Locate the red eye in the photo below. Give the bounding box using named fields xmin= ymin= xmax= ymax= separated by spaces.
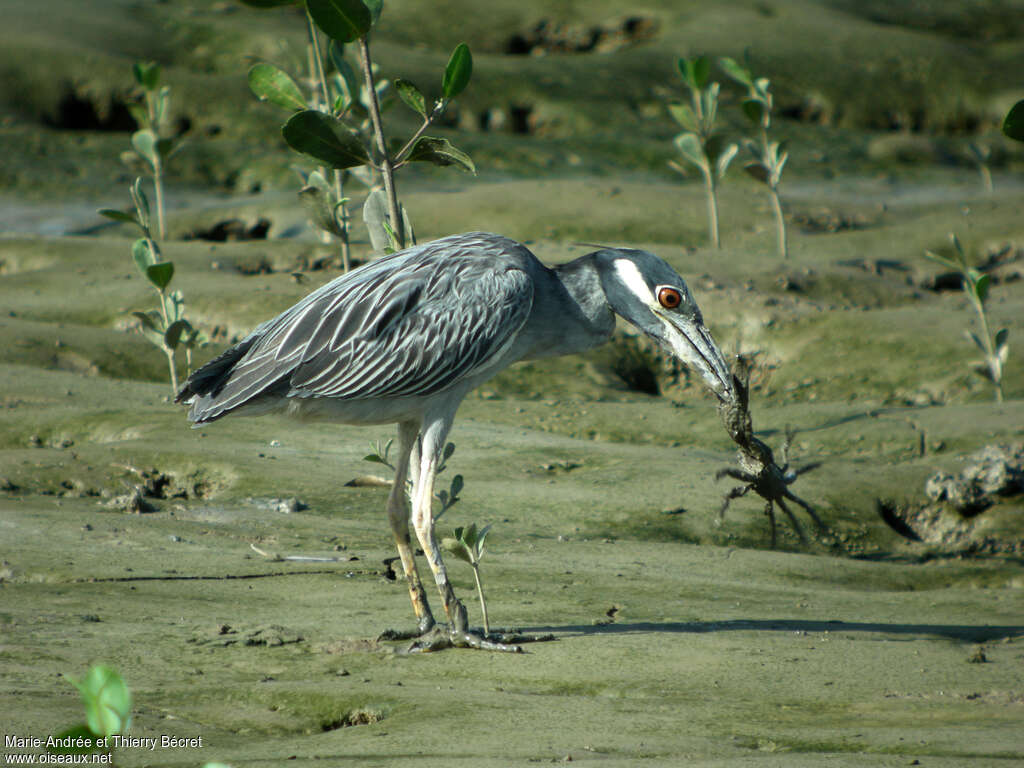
xmin=658 ymin=287 xmax=682 ymax=309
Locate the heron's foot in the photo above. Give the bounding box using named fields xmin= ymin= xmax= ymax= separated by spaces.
xmin=376 ymin=613 xmax=436 ymax=642
xmin=402 ymin=624 xmax=557 ymax=653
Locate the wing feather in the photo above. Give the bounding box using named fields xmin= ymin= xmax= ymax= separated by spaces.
xmin=180 ymin=233 xmax=536 ymax=422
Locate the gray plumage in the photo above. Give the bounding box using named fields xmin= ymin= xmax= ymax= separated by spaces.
xmin=177 ymin=231 xmax=732 ymax=651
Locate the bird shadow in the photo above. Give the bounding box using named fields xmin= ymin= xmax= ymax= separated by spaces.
xmin=522 ymin=618 xmax=1023 ymax=644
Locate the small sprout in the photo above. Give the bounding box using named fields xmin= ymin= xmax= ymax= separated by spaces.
xmin=668 ymin=56 xmax=735 ymax=249
xmin=49 ymin=665 xmax=131 ymax=757
xmin=925 ymin=234 xmax=1008 ymax=401
xmin=363 ymin=437 xmax=394 ymax=469
xmin=442 ymin=522 xmax=493 ymax=634
xmin=721 ymin=55 xmax=788 ymax=259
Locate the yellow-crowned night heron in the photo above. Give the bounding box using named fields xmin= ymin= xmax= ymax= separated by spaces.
xmin=177 ymin=232 xmax=733 ymax=651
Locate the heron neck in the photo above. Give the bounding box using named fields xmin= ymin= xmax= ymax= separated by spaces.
xmin=520 ymin=254 xmax=616 ymax=360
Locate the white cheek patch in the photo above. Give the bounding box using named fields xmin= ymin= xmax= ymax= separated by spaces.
xmin=613 ymin=259 xmax=655 ymax=305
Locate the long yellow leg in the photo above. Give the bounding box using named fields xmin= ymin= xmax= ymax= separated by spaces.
xmin=387 ymin=421 xmax=434 ymax=633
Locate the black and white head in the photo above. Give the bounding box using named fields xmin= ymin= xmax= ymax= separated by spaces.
xmin=594 ymin=248 xmax=733 ymax=401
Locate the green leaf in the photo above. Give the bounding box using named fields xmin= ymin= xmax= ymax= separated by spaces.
xmin=362 ymin=453 xmax=388 ymax=465
xmin=741 ymin=98 xmax=765 ymax=125
xmin=743 ymin=162 xmax=771 ymax=185
xmin=164 ymin=319 xmax=190 ymax=349
xmin=131 ymin=238 xmax=156 ymax=273
xmin=47 ymin=725 xmax=101 ymax=756
xmin=462 ymin=522 xmax=478 ymax=549
xmin=395 ymin=78 xmax=426 ymax=117
xmin=362 ymin=188 xmax=390 ymax=252
xmin=718 ymin=56 xmax=752 ymax=87
xmin=131 ymin=129 xmax=159 ymax=168
xmin=974 ymin=273 xmax=991 ymax=304
xmin=282 ymin=110 xmax=370 ymax=169
xmin=450 ymin=473 xmax=463 ymax=498
xmin=442 ymin=43 xmax=472 ymax=100
xmin=949 ymin=232 xmax=965 ymax=258
xmin=668 ymin=103 xmax=697 ymax=132
xmin=70 ymin=665 xmax=131 ymax=738
xmin=406 ymin=136 xmax=476 ymax=173
xmin=328 ymin=42 xmax=360 ymax=107
xmin=476 ymin=523 xmax=492 ymax=556
xmin=131 ymin=310 xmax=161 ymax=332
xmin=298 ymin=184 xmax=344 ymax=237
xmin=363 ymin=0 xmax=382 ymax=24
xmin=239 ymin=0 xmax=299 ymax=6
xmin=442 ymin=537 xmax=473 ymax=563
xmin=714 ymin=142 xmax=738 ymax=179
xmin=690 ymin=56 xmax=710 ymax=89
xmin=99 ymin=208 xmax=139 ymax=226
xmin=965 ymin=330 xmax=987 ymax=353
xmin=995 ymin=328 xmax=1009 ymax=353
xmin=673 ymin=132 xmax=707 ymax=171
xmin=132 ymin=61 xmax=160 ymax=91
xmin=248 ymin=63 xmax=307 ymax=111
xmin=922 ymin=250 xmax=958 ymax=271
xmin=146 ymin=262 xmax=174 ymax=291
xmin=306 ymin=0 xmax=372 ymax=43
xmin=1002 ymin=99 xmax=1024 ymax=142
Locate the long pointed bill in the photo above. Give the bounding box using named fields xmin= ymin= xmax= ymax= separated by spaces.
xmin=659 ymin=313 xmax=734 ymax=402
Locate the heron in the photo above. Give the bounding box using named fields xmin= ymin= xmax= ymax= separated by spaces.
xmin=176 ymin=231 xmax=733 ymax=652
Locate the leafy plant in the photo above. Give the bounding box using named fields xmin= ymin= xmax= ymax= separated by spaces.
xmin=122 ymin=61 xmax=182 ymax=240
xmin=442 ymin=522 xmax=493 ymax=635
xmin=720 ymin=55 xmax=789 ymax=259
xmin=668 ymin=56 xmax=737 ymax=249
xmin=243 ymin=0 xmax=474 ymax=256
xmin=925 ymin=234 xmax=1009 ymax=402
xmin=48 ymin=665 xmax=131 ymax=760
xmin=363 ymin=439 xmax=463 ymax=515
xmin=100 ymin=179 xmax=205 ymax=395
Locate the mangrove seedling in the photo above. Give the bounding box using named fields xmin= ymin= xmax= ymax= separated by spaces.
xmin=244 ymin=0 xmax=475 ymax=256
xmin=48 ymin=665 xmax=131 ymax=761
xmin=720 ymin=55 xmax=789 ymax=259
xmin=925 ymin=234 xmax=1009 ymax=402
xmin=442 ymin=522 xmax=493 ymax=635
xmin=668 ymin=55 xmax=737 ymax=249
xmin=100 ymin=179 xmax=205 ymax=395
xmin=123 ymin=61 xmax=182 ymax=240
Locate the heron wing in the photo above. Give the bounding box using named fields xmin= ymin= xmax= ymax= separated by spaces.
xmin=185 ymin=233 xmax=535 ymax=419
xmin=287 ymin=258 xmax=533 ymax=399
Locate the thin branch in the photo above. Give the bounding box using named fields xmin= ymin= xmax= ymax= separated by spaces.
xmin=357 ymin=35 xmax=404 ymax=249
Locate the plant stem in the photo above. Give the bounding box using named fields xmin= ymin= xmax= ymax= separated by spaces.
xmin=164 ymin=346 xmax=179 ymax=395
xmin=357 ymin=36 xmax=404 ymax=250
xmin=155 ymin=283 xmax=178 ymax=395
xmin=305 ymin=10 xmax=352 ymax=272
xmin=769 ymin=185 xmax=787 ymax=259
xmin=471 ymin=562 xmax=490 ymax=636
xmin=705 ymin=173 xmax=720 ymax=249
xmin=969 ymin=288 xmax=1003 ymax=402
xmin=979 ymin=164 xmax=993 ymax=196
xmin=152 ymin=162 xmax=166 ymax=241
